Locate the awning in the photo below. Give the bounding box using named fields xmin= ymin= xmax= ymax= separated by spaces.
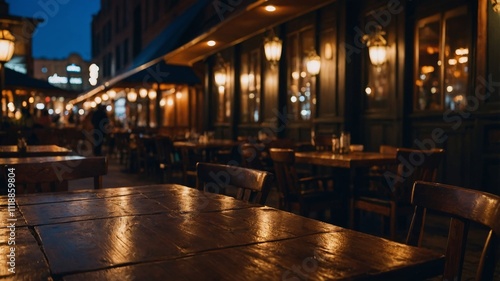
xmin=4 ymin=67 xmax=76 ymax=97
xmin=70 ymin=0 xmax=211 ymax=104
xmin=117 ymin=60 xmax=201 ymax=86
xmin=163 ymin=0 xmax=336 ymax=66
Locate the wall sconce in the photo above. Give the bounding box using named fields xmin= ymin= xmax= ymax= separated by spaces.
xmin=493 ymin=0 xmax=500 ymax=13
xmin=0 ymin=29 xmax=15 ymax=62
xmin=306 ymin=49 xmax=321 ymax=76
xmin=0 ymin=29 xmax=15 ymax=118
xmin=263 ymin=29 xmax=282 ymax=65
xmin=127 ymin=89 xmax=137 ymax=102
xmin=362 ymin=25 xmax=387 ymax=66
xmin=214 ymin=53 xmax=227 ymax=86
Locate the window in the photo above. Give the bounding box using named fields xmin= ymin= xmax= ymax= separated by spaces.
xmin=414 ymin=6 xmax=470 ymax=111
xmin=240 ymin=49 xmax=261 ymax=123
xmin=287 ymin=27 xmax=315 ymax=121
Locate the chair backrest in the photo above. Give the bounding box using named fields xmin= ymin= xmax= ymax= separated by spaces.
xmin=196 ymin=162 xmax=273 ymax=205
xmin=154 ymin=136 xmax=177 ymax=165
xmin=387 ymin=148 xmax=445 ymax=203
xmin=240 ymin=143 xmax=266 ymax=170
xmin=268 ymin=148 xmax=301 ymax=199
xmin=407 ymin=181 xmax=500 ymax=281
xmin=6 ymin=156 xmax=107 ymax=193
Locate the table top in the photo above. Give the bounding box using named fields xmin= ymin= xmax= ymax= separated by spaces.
xmin=0 ymin=155 xmax=85 ymax=165
xmin=0 ymin=145 xmax=72 ymax=158
xmin=174 ymin=139 xmax=238 ymax=149
xmin=0 ymin=184 xmax=444 ymax=280
xmin=295 ymin=151 xmax=397 ymax=168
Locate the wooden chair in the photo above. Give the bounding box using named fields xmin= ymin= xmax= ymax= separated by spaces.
xmin=350 ymin=147 xmax=445 ymax=240
xmin=196 ymin=162 xmax=273 ymax=205
xmin=4 ymin=156 xmax=107 ymax=193
xmin=154 ymin=136 xmax=182 ymax=183
xmin=407 ymin=181 xmax=500 ymax=281
xmin=269 ymin=148 xmax=340 ymax=218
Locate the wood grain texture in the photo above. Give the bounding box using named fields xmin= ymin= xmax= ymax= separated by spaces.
xmin=1 ymin=184 xmax=444 ymax=280
xmin=295 ymin=151 xmax=397 ymax=168
xmin=0 ymin=145 xmax=72 ymax=158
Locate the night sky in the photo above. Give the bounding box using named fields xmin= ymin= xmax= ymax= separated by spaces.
xmin=5 ymin=0 xmax=101 ymax=60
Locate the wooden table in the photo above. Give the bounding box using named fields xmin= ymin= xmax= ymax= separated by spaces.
xmin=0 ymin=155 xmax=85 ymax=165
xmin=174 ymin=139 xmax=239 ymax=162
xmin=0 ymin=184 xmax=444 ymax=280
xmin=295 ymin=151 xmax=398 ymax=225
xmin=0 ymin=145 xmax=72 ymax=157
xmin=295 ymin=151 xmax=397 ymax=168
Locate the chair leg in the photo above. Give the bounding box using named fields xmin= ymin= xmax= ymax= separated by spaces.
xmin=390 ymin=207 xmax=396 ymax=240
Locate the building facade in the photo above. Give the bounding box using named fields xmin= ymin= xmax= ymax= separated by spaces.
xmin=34 ymin=53 xmax=92 ymax=92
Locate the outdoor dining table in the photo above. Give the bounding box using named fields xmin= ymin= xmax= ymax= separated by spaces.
xmin=0 ymin=184 xmax=444 ymax=280
xmin=0 ymin=145 xmax=73 ymax=158
xmin=294 ymin=151 xmax=398 ymax=225
xmin=174 ymin=139 xmax=240 ymax=162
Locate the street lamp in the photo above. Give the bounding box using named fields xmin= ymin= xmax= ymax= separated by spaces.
xmin=0 ymin=29 xmax=15 ymax=120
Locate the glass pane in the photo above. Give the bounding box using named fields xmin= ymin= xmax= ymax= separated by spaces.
xmin=176 ymin=88 xmax=188 ymax=126
xmin=240 ymin=49 xmax=261 ymax=123
xmin=287 ymin=27 xmax=314 ymax=121
xmin=444 ymin=11 xmax=469 ymax=111
xmin=415 ymin=17 xmax=441 ymax=111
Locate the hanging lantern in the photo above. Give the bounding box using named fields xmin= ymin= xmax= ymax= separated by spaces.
xmin=263 ymin=29 xmax=282 ymax=65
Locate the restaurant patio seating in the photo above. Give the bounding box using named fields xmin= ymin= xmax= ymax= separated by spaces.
xmin=350 ymin=147 xmax=445 ymax=240
xmin=196 ymin=162 xmax=273 ymax=205
xmin=3 ymin=156 xmax=107 ymax=193
xmin=154 ymin=135 xmax=182 ymax=183
xmin=406 ymin=181 xmax=500 ymax=281
xmin=269 ymin=148 xmax=340 ymax=218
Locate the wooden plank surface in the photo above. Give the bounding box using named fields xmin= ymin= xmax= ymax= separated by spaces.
xmin=295 ymin=151 xmax=397 ymax=168
xmin=61 ymin=231 xmax=443 ymax=281
xmin=1 ymin=185 xmax=444 ymax=280
xmin=0 ymin=145 xmax=72 ymax=157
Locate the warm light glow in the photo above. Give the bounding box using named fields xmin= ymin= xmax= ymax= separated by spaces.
xmin=448 ymin=59 xmax=457 ymax=66
xmin=492 ymin=0 xmax=500 ymax=13
xmin=421 ymin=66 xmax=435 ymax=74
xmin=107 ymin=90 xmax=116 ymax=99
xmin=102 ymin=93 xmax=109 ymax=101
xmin=324 ymin=43 xmax=333 ymax=60
xmin=14 ymin=111 xmax=22 ymax=120
xmin=306 ymin=49 xmax=321 ymax=75
xmin=264 ymin=5 xmax=276 ymax=12
xmin=0 ymin=30 xmax=15 ymax=62
xmin=207 ymin=40 xmax=216 ymax=46
xmin=94 ymin=96 xmax=102 ymax=104
xmin=290 ymin=96 xmax=297 ymax=103
xmin=264 ymin=30 xmax=282 ymax=64
xmin=127 ymin=89 xmax=137 ymax=102
xmin=167 ymin=98 xmax=174 ymax=107
xmin=139 ymin=88 xmax=148 ymax=98
xmin=159 ymin=98 xmax=166 ymax=107
xmin=458 ymin=57 xmax=468 ymax=64
xmin=455 ymin=48 xmax=469 ymax=56
xmin=368 ymin=46 xmax=387 ymax=66
xmin=362 ymin=25 xmax=388 ymax=66
xmin=214 ymin=54 xmax=227 ymax=86
xmin=292 ymin=71 xmax=300 ymax=80
xmin=365 ymin=87 xmax=372 ymax=95
xmin=176 ymin=92 xmax=183 ymax=99
xmin=78 ymin=109 xmax=85 ymax=115
xmin=148 ymin=90 xmax=157 ymax=99
xmin=66 ymin=104 xmax=73 ymax=110
xmin=91 ymin=101 xmax=97 ymax=108
xmin=28 ymin=97 xmax=34 ymax=103
xmin=36 ymin=103 xmax=45 ymax=110
xmin=214 ymin=71 xmax=226 ymax=86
